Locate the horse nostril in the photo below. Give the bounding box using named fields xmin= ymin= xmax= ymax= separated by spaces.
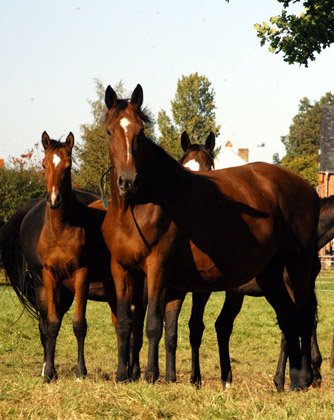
xmin=118 ymin=176 xmax=124 ymax=187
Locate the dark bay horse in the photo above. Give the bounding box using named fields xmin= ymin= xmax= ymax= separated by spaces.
xmin=102 ymin=84 xmax=320 ymax=390
xmin=176 ymin=132 xmax=322 ymax=391
xmin=33 ymin=132 xmax=115 ymax=382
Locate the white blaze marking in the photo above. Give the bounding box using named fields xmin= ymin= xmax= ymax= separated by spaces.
xmin=51 ymin=186 xmax=57 ymax=205
xmin=120 ymin=117 xmax=131 ymax=163
xmin=53 ymin=154 xmax=61 ymax=167
xmin=184 ymin=159 xmax=200 ymax=172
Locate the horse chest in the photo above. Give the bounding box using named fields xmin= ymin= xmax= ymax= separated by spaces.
xmin=38 ymin=230 xmax=85 ymax=277
xmin=102 ymin=206 xmax=169 ymax=266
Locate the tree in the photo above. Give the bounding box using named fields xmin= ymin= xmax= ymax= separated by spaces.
xmin=157 ymin=73 xmax=221 ymax=159
xmin=275 ymin=92 xmax=334 ymax=187
xmin=253 ymin=0 xmax=334 ymax=66
xmin=75 ymin=79 xmax=156 ymax=192
xmin=74 ymin=79 xmax=126 ymax=192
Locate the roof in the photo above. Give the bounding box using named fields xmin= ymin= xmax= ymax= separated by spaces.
xmin=214 ymin=142 xmax=247 ymax=169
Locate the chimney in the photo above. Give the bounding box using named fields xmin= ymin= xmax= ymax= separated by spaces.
xmin=0 ymin=159 xmax=4 ymax=168
xmin=238 ymin=148 xmax=249 ymax=163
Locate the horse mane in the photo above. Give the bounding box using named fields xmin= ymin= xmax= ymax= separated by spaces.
xmin=320 ymin=195 xmax=334 ymax=214
xmin=178 ymin=143 xmax=215 ymax=167
xmin=106 ymin=98 xmax=153 ymax=125
xmin=47 ymin=139 xmax=68 ymax=150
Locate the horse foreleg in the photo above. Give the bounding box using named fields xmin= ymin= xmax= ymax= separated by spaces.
xmin=129 ymin=277 xmax=145 ymax=381
xmin=188 ymin=292 xmax=211 ymax=386
xmin=43 ymin=269 xmax=61 ymax=383
xmin=164 ymin=288 xmax=186 ymax=382
xmin=73 ymin=268 xmax=90 ymax=380
xmin=145 ymin=269 xmax=166 ymax=383
xmin=112 ymin=261 xmax=137 ymax=382
xmin=215 ymin=292 xmax=244 ymax=389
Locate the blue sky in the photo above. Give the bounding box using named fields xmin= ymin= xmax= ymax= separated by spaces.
xmin=1 ymin=0 xmax=333 ymax=164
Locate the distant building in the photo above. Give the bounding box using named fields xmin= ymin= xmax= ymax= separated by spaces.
xmin=318 ymin=106 xmax=334 ymax=263
xmin=318 ymin=106 xmax=334 ymax=197
xmin=215 ymin=141 xmax=248 ymax=169
xmin=0 ymin=159 xmax=4 ymax=168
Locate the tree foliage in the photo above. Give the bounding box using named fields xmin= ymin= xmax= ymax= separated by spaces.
xmin=253 ymin=0 xmax=334 ymax=66
xmin=74 ymin=79 xmax=125 ymax=192
xmin=275 ymin=92 xmax=334 ymax=187
xmin=157 ymin=73 xmax=221 ymax=159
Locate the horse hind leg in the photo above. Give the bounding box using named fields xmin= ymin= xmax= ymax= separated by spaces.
xmin=311 ymin=325 xmax=322 ymax=387
xmin=273 ymin=334 xmax=288 ymax=392
xmin=286 ymin=249 xmax=319 ymax=390
xmin=215 ymin=292 xmax=244 ymax=389
xmin=188 ymin=292 xmax=211 ymax=386
xmin=256 ymin=258 xmax=303 ymax=391
xmin=164 ymin=288 xmax=186 ymax=382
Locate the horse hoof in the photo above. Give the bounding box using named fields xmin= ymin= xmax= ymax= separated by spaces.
xmin=145 ymin=370 xmax=159 ymax=383
xmin=190 ymin=376 xmax=201 ymax=388
xmin=312 ymin=378 xmax=322 ymax=388
xmin=164 ymin=373 xmax=176 ymax=383
xmin=222 ymin=380 xmax=231 ymax=390
xmin=76 ymin=366 xmax=87 ymax=379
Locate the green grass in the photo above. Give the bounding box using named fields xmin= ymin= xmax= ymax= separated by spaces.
xmin=1 ymin=270 xmax=334 ymax=419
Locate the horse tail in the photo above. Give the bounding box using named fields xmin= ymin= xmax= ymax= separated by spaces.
xmin=0 ymin=199 xmax=41 ymax=320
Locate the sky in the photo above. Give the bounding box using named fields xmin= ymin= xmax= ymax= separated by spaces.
xmin=1 ymin=0 xmax=333 ymax=165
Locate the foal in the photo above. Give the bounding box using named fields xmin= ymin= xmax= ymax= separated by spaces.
xmin=37 ymin=132 xmax=114 ymax=382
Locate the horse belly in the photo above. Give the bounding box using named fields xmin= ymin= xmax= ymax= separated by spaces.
xmin=170 ymin=242 xmax=271 ymax=293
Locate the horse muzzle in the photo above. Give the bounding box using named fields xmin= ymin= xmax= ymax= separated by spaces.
xmin=47 ymin=191 xmax=62 ymax=209
xmin=117 ymin=173 xmax=140 ymax=199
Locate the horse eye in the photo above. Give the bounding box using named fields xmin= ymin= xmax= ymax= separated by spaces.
xmin=106 ymin=129 xmax=111 ymax=135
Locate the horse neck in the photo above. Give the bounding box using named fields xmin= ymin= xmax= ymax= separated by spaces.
xmin=318 ymin=205 xmax=334 ymax=249
xmin=141 ymin=140 xmax=187 ymax=204
xmin=108 ymin=139 xmax=185 ymax=211
xmin=45 ymin=182 xmax=74 ymax=234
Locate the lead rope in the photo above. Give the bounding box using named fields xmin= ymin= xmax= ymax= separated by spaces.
xmin=99 ymin=164 xmax=114 ymax=208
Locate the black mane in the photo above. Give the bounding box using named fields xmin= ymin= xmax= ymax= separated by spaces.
xmin=320 ymin=195 xmax=334 ymax=212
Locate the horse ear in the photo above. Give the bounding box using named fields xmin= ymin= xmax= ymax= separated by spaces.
xmin=41 ymin=131 xmax=51 ymax=150
xmin=65 ymin=132 xmax=74 ymax=150
xmin=105 ymin=85 xmax=117 ymax=110
xmin=181 ymin=131 xmax=191 ymax=152
xmin=206 ymin=131 xmax=215 ymax=153
xmin=130 ymin=84 xmax=143 ymax=109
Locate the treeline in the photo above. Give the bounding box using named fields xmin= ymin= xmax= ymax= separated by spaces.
xmin=1 ymin=74 xmax=333 ymax=226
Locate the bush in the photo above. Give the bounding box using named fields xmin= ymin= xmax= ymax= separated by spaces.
xmin=0 ymin=167 xmax=45 ymax=227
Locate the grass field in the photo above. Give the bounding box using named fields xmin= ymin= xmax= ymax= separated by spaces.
xmin=1 ymin=269 xmax=334 ymax=419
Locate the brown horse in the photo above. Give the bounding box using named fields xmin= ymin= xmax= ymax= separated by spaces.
xmin=37 ymin=132 xmax=116 ymax=383
xmin=102 ymin=84 xmax=320 ymax=390
xmin=174 ymin=132 xmax=321 ymax=391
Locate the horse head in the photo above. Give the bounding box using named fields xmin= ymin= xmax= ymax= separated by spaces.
xmin=41 ymin=131 xmax=74 ymax=209
xmin=105 ymin=84 xmax=151 ymax=200
xmin=179 ymin=131 xmax=215 ymax=171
